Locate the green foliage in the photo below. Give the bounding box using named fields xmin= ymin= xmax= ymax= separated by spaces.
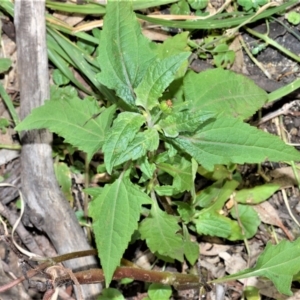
xmin=230 ymin=204 xmax=260 ymax=239
xmin=170 ymin=0 xmax=208 ymax=14
xmin=15 ymin=93 xmax=117 ymax=161
xmin=251 ymin=43 xmax=267 ymax=55
xmin=147 ymin=283 xmax=172 ymax=300
xmin=188 ymin=0 xmax=208 ymax=10
xmin=157 ymin=110 xmax=214 ymax=138
xmin=96 ymin=1 xmax=156 ymax=109
xmin=135 ymin=53 xmax=190 ymax=111
xmin=193 ymin=180 xmax=241 ymax=239
xmin=0 ymin=117 xmax=10 ymax=134
xmin=183 ymin=69 xmax=267 ymax=119
xmin=156 ymin=156 xmax=194 ymax=194
xmin=52 ymin=69 xmax=70 ymax=86
xmin=170 ymin=0 xmax=190 ymax=15
xmin=15 ymin=0 xmax=300 ymax=294
xmin=102 ymin=112 xmax=147 ymax=174
xmin=172 ymin=116 xmax=299 ymax=171
xmin=212 ymin=44 xmax=235 ymax=68
xmin=98 ymin=288 xmax=125 ymax=300
xmin=234 ymin=183 xmax=280 ymax=204
xmin=182 ymin=224 xmax=199 ymax=265
xmin=213 ymin=239 xmax=300 ymax=296
xmin=140 ymin=201 xmax=184 ymax=261
xmin=138 ymin=1 xmax=297 ymax=29
xmin=89 ymin=176 xmax=151 ymax=286
xmin=286 ymin=11 xmax=300 ymax=25
xmin=155 ymin=32 xmax=190 ymax=60
xmin=238 ymin=0 xmax=268 ymax=12
xmin=0 ymin=58 xmax=11 ymax=74
xmin=243 ymin=286 xmax=260 ymax=300
xmin=54 ymin=162 xmax=72 ymax=202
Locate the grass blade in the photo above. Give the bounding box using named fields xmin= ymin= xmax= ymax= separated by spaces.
xmin=46 ymin=0 xmax=179 ymax=14
xmin=137 ymin=0 xmax=297 ymax=29
xmin=0 ymin=82 xmax=19 ymax=126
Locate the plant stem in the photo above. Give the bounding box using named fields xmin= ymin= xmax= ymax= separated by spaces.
xmin=0 ymin=144 xmax=21 ymax=150
xmin=0 ymin=249 xmax=203 ymax=292
xmin=245 ymin=26 xmax=300 ymax=63
xmin=57 ymin=266 xmax=202 ymax=289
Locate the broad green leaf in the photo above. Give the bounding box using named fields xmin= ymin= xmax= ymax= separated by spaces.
xmin=96 ymin=1 xmax=155 ymax=107
xmin=0 ymin=117 xmax=9 ymax=133
xmin=135 ymin=53 xmax=190 ymax=111
xmin=139 ymin=201 xmax=184 ymax=261
xmin=243 ymin=286 xmax=260 ymax=300
xmin=203 ymin=179 xmax=239 ymax=211
xmin=0 ymin=58 xmax=12 ymax=74
xmin=212 ymin=44 xmax=235 ymax=68
xmin=171 ymin=0 xmax=190 ymax=14
xmin=112 ymin=128 xmax=159 ymax=168
xmin=156 ymin=32 xmax=190 ymax=60
xmin=155 ymin=32 xmax=190 ymax=102
xmin=84 ymin=187 xmax=103 ymax=199
xmin=89 ymin=177 xmax=151 ymax=286
xmin=287 ymin=11 xmax=300 ymax=25
xmin=183 ymin=240 xmax=199 ymax=265
xmin=198 ymin=164 xmax=234 ymax=181
xmin=174 ymin=201 xmax=195 ymax=223
xmin=172 ymin=117 xmax=300 ymax=171
xmin=52 ymin=69 xmax=70 ymax=86
xmin=212 ymin=238 xmax=300 ymax=296
xmin=139 ymin=156 xmax=156 ymax=181
xmin=183 ymin=225 xmax=199 ymax=265
xmin=98 ymin=288 xmax=125 ymax=300
xmin=15 ymin=98 xmax=116 ymax=161
xmin=230 ymin=204 xmax=261 ymax=239
xmin=154 ymin=185 xmax=177 ymax=196
xmin=184 ymin=69 xmax=268 ymax=119
xmin=50 ymin=85 xmax=78 ymax=100
xmin=194 ymin=212 xmax=232 ymax=238
xmin=188 ymin=0 xmax=208 ymax=10
xmin=157 ymin=157 xmax=193 ymax=193
xmin=148 ymin=283 xmax=172 ymax=300
xmin=103 ymin=112 xmax=146 ymax=174
xmin=158 ymin=110 xmax=214 ymax=138
xmin=193 ymin=180 xmax=241 ymax=239
xmin=54 ymin=162 xmax=72 ymax=202
xmin=155 ymin=149 xmax=176 ymax=164
xmin=234 ymin=184 xmax=280 ymax=204
xmin=194 ymin=180 xmax=224 ymax=208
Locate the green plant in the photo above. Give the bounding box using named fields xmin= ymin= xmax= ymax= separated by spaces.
xmin=170 ymin=0 xmax=208 ymax=14
xmin=237 ymin=0 xmax=268 ymax=12
xmin=188 ymin=0 xmax=208 ymax=10
xmin=14 ymin=0 xmax=300 ymax=297
xmin=211 ymin=43 xmax=235 ymax=68
xmin=286 ymin=11 xmax=300 ymax=25
xmin=0 ymin=117 xmax=10 ymax=134
xmin=0 ymin=57 xmax=12 ymax=73
xmin=171 ymin=0 xmax=191 ymax=14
